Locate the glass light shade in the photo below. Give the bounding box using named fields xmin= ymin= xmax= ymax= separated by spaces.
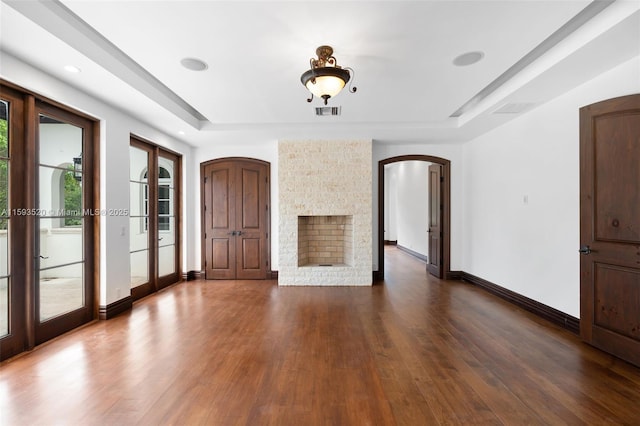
xmin=305 ymin=75 xmax=346 ymax=98
xmin=301 ymin=67 xmax=351 ymax=101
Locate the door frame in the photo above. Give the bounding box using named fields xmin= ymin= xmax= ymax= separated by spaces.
xmin=33 ymin=100 xmax=99 ymax=345
xmin=426 ymin=163 xmax=443 ymax=278
xmin=129 ymin=135 xmax=182 ymax=301
xmin=377 ymin=155 xmax=451 ymax=281
xmin=200 ymin=157 xmax=271 ymax=279
xmin=0 ymin=80 xmax=100 ymax=360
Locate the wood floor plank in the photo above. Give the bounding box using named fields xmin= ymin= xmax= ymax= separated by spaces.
xmin=2 ymin=246 xmax=640 ymax=425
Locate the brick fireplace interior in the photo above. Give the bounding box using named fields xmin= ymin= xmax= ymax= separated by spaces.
xmin=298 ymin=215 xmax=353 ymax=267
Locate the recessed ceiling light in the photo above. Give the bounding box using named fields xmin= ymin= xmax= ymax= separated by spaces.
xmin=452 ymin=51 xmax=485 ymax=67
xmin=64 ymin=65 xmax=81 ymax=73
xmin=180 ymin=57 xmax=208 ymax=71
xmin=178 ymin=131 xmax=186 ymax=135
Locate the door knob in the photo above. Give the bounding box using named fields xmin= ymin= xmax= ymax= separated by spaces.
xmin=579 ymin=245 xmax=592 ymax=255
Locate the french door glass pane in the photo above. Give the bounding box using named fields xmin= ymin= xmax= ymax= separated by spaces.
xmin=158 ymin=157 xmax=176 ymax=277
xmin=38 ymin=115 xmax=85 ymax=321
xmin=129 ymin=216 xmax=149 ymax=252
xmin=0 ymin=100 xmax=8 ymax=336
xmin=0 ymin=278 xmax=7 ymax=337
xmin=130 ymin=250 xmax=149 ymax=288
xmin=158 ymin=245 xmax=175 ymax=277
xmin=130 ymin=146 xmax=149 ymax=288
xmin=40 ymin=264 xmax=84 ymax=321
xmin=159 ymin=217 xmax=176 ymax=246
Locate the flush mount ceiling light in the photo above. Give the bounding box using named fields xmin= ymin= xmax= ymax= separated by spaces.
xmin=180 ymin=57 xmax=208 ymax=71
xmin=452 ymin=51 xmax=485 ymax=67
xmin=64 ymin=65 xmax=81 ymax=73
xmin=301 ymin=45 xmax=356 ymax=105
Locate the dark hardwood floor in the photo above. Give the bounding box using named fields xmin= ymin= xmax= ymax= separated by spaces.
xmin=2 ymin=246 xmax=640 ymax=425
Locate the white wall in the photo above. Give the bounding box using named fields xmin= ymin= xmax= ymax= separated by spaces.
xmin=385 ymin=161 xmax=430 ymax=257
xmin=383 ymin=165 xmax=397 ymax=241
xmin=1 ymin=53 xmax=193 ymax=306
xmin=462 ymin=56 xmax=640 ymax=317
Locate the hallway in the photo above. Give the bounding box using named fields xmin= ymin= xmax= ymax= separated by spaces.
xmin=1 ymin=247 xmax=639 ymax=424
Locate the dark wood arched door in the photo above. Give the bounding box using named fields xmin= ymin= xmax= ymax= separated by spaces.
xmin=201 ymin=158 xmax=270 ymax=280
xmin=580 ymin=94 xmax=640 ymax=367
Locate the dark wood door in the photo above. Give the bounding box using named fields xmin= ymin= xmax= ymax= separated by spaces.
xmin=580 ymin=94 xmax=640 ymax=367
xmin=202 ymin=159 xmax=269 ymax=280
xmin=427 ymin=164 xmax=443 ymax=278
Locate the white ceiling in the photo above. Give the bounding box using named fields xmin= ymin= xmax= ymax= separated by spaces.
xmin=1 ymin=0 xmax=639 ymax=147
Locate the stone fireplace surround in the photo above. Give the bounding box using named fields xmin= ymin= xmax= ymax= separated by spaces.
xmin=278 ymin=140 xmax=372 ymax=286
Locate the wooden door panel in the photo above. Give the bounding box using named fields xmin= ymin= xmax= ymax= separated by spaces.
xmin=240 ymin=167 xmax=260 ymax=229
xmin=594 ymin=115 xmax=640 ymax=243
xmin=236 ymin=161 xmax=268 ymax=279
xmin=427 ymin=164 xmax=442 ymax=278
xmin=580 ymin=94 xmax=640 ymax=367
xmin=241 ymin=238 xmax=261 ymax=270
xmin=209 ymin=238 xmax=234 ymax=279
xmin=593 ymin=264 xmax=640 ymax=342
xmin=211 ymin=168 xmax=231 ymax=229
xmin=204 ymin=162 xmax=236 ymax=279
xmin=211 ymin=239 xmax=231 ymax=269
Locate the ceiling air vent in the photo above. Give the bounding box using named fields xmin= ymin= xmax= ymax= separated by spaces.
xmin=315 ymin=106 xmax=341 ymax=116
xmin=492 ymin=102 xmax=536 ymax=114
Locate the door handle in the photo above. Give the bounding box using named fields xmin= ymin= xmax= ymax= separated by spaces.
xmin=236 ymin=231 xmax=243 ymax=236
xmin=578 ymin=245 xmax=592 ymax=255
xmin=37 ymin=255 xmax=49 ymax=259
xmin=228 ymin=231 xmax=237 ymax=236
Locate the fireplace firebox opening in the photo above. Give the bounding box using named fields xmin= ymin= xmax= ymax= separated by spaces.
xmin=298 ymin=215 xmax=353 ymax=267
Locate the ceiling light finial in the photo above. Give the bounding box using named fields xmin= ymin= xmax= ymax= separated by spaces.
xmin=300 ymin=45 xmax=357 ymax=105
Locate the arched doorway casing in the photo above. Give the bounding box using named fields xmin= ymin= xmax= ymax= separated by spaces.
xmin=377 ymin=155 xmax=451 ymax=280
xmin=200 ymin=157 xmax=271 ymax=279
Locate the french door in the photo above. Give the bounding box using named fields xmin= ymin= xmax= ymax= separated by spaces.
xmin=201 ymin=158 xmax=270 ymax=280
xmin=0 ymin=83 xmax=98 ymax=361
xmin=129 ymin=137 xmax=181 ymax=301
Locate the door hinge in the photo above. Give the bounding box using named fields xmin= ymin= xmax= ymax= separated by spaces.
xmin=266 ymin=232 xmax=268 ymax=239
xmin=440 ymin=176 xmax=444 ymax=182
xmin=204 ymin=176 xmax=208 ymax=183
xmin=204 ymin=233 xmax=207 ymax=239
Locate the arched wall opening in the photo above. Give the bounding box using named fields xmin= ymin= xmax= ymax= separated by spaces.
xmin=377 ymin=155 xmax=451 ymax=281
